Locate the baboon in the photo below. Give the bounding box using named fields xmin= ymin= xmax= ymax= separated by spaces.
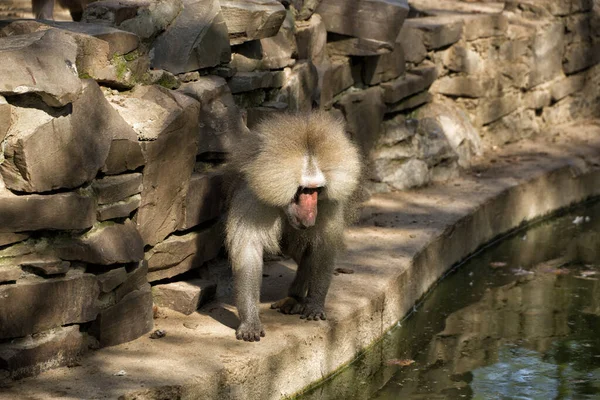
xmin=32 ymin=0 xmax=93 ymax=21
xmin=226 ymin=112 xmax=362 ymax=342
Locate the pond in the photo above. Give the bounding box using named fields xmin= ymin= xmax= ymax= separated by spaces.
xmin=298 ymin=199 xmax=600 ymax=400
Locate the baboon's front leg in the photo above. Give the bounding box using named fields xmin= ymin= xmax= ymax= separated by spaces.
xmin=302 ymin=245 xmax=336 ymax=321
xmin=232 ymin=244 xmax=265 ymax=341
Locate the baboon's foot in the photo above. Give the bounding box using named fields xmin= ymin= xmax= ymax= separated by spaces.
xmin=236 ymin=321 xmax=265 ymax=342
xmin=300 ymin=302 xmax=327 ymax=321
xmin=271 ymin=296 xmax=305 ymax=314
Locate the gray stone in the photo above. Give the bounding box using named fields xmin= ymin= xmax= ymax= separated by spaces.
xmin=484 ymin=109 xmax=540 ymax=146
xmin=528 ymin=22 xmax=564 ymax=88
xmin=274 ymin=61 xmax=319 ymax=112
xmin=442 ymin=45 xmax=482 ymax=74
xmin=152 ymin=279 xmax=217 ymax=315
xmin=115 ymin=261 xmax=148 ymax=302
xmin=0 ymin=271 xmax=99 ymax=339
xmin=0 ymin=233 xmax=29 ymax=248
xmin=362 ymin=41 xmax=405 ymax=86
xmin=1 ymin=80 xmax=114 ymax=193
xmin=21 ymin=259 xmax=71 ymax=276
xmin=460 ymin=13 xmax=508 ymax=41
xmin=0 ymin=30 xmax=81 ymax=107
xmin=326 ymin=33 xmax=393 ymax=56
xmin=403 ymin=16 xmax=463 ymax=51
xmin=397 ymin=24 xmax=427 ymax=64
xmin=146 ymin=222 xmax=223 ymax=282
xmin=90 ymin=284 xmax=153 ymax=347
xmin=295 ymin=13 xmax=328 ymax=66
xmin=228 ymin=70 xmax=286 ymax=94
xmin=0 ymin=326 xmax=88 ymax=380
xmin=316 ymin=0 xmax=409 ymax=46
xmin=563 ymin=41 xmax=599 ymax=75
xmin=220 ymin=0 xmax=287 ymax=45
xmin=470 ymin=92 xmax=521 ymax=126
xmin=55 ymin=221 xmax=144 ymax=265
xmin=430 ymin=75 xmax=487 ymax=98
xmin=178 ymin=77 xmax=248 ymax=157
xmin=291 ymin=0 xmax=322 ymax=20
xmin=372 ymin=158 xmax=429 ymax=190
xmin=97 ymin=194 xmax=142 ymax=221
xmin=179 ymin=171 xmax=225 ymax=231
xmin=83 ymin=0 xmax=183 ymax=40
xmin=0 ymin=188 xmax=96 ymax=233
xmin=233 ymin=91 xmax=268 ymax=110
xmin=336 ymin=86 xmax=385 ymax=155
xmin=151 ymin=0 xmax=231 ymax=74
xmin=92 ymin=173 xmax=143 ymax=205
xmin=510 ymin=0 xmax=593 ymax=16
xmin=97 ymin=267 xmax=128 ymax=292
xmin=0 ymin=96 xmax=10 ymax=143
xmin=246 ymin=102 xmax=288 ymax=128
xmin=416 ymin=100 xmax=482 ymax=167
xmin=108 ymin=86 xmax=200 ymax=246
xmin=380 ymin=65 xmax=437 ymax=104
xmin=563 ymin=13 xmax=591 ymax=45
xmin=0 ymin=19 xmax=140 ymax=56
xmin=318 ymin=57 xmax=354 ymax=108
xmin=524 ymin=89 xmax=552 ymax=110
xmin=380 ymin=115 xmax=416 ymax=146
xmin=550 ymin=73 xmax=586 ymax=102
xmin=145 ymin=69 xmax=181 ymax=89
xmin=230 ymin=10 xmax=296 ymax=71
xmin=386 ymin=91 xmax=432 ymax=113
xmin=0 ymin=264 xmax=21 ymax=283
xmin=100 ymin=93 xmax=145 ymax=176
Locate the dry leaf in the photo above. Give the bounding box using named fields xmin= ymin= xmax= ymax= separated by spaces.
xmin=490 ymin=262 xmax=508 ymax=268
xmin=385 ymin=359 xmax=415 ymax=367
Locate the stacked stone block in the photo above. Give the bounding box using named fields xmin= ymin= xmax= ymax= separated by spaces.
xmin=1 ymin=0 xmax=599 ymax=379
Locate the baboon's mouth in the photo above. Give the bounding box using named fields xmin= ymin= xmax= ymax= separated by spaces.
xmin=290 ymin=186 xmax=322 ymax=229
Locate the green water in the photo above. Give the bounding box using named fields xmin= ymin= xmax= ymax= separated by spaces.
xmin=299 ymin=200 xmax=600 ymax=400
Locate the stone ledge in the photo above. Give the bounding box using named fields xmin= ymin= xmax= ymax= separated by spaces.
xmin=1 ymin=121 xmax=600 ymax=399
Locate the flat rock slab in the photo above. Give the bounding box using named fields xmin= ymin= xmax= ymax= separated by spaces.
xmin=0 ymin=80 xmax=115 ymax=193
xmin=0 ymin=19 xmax=140 ymax=56
xmin=0 ymin=189 xmax=96 ymax=233
xmin=0 ymin=29 xmax=81 ymax=107
xmin=316 ymin=0 xmax=409 ymax=46
xmin=151 ymin=0 xmax=231 ymax=74
xmin=152 ymin=279 xmax=217 ymax=315
xmin=220 ymin=0 xmax=286 ymax=45
xmin=1 ymin=122 xmax=600 ymax=399
xmin=0 ymin=271 xmax=99 ymax=340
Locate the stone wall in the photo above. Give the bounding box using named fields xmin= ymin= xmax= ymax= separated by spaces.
xmin=0 ymin=0 xmax=598 ymax=378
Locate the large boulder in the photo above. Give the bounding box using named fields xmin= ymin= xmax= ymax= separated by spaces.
xmin=0 ymin=29 xmax=82 ymax=107
xmin=0 ymin=270 xmax=99 ymax=339
xmin=107 ymin=85 xmax=200 ymax=246
xmin=83 ymin=0 xmax=183 ymax=40
xmin=53 ymin=221 xmax=145 ymax=265
xmin=177 ymin=76 xmax=248 ymax=157
xmin=220 ymin=0 xmax=287 ymax=45
xmin=0 ymin=186 xmax=96 ymax=233
xmin=151 ymin=0 xmax=231 ymax=74
xmin=0 ymin=80 xmax=117 ymax=193
xmin=316 ymin=0 xmax=409 ymax=48
xmin=146 ymin=222 xmax=222 ymax=282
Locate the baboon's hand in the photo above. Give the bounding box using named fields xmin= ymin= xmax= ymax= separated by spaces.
xmin=236 ymin=321 xmax=266 ymax=342
xmin=271 ymin=296 xmax=305 ymax=314
xmin=300 ymin=301 xmax=327 ymax=321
